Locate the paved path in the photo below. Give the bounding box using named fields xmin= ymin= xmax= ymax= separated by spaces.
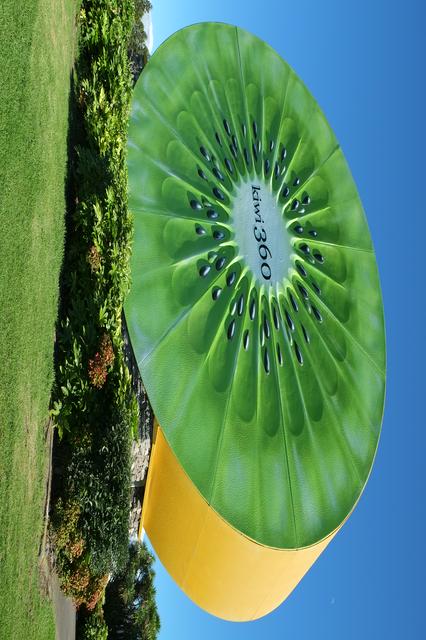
xmin=38 ymin=421 xmax=76 ymax=640
xmin=51 ymin=572 xmax=76 ymax=640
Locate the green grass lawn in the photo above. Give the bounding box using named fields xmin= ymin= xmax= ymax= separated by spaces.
xmin=0 ymin=1 xmax=78 ymax=637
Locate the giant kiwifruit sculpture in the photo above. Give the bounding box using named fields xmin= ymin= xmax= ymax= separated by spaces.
xmin=125 ymin=22 xmax=385 ymax=621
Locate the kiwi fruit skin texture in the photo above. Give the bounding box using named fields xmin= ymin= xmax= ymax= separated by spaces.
xmin=126 ymin=22 xmax=385 ymax=550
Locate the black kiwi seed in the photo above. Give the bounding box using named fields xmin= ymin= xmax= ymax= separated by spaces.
xmin=285 ymin=310 xmax=294 ymax=331
xmin=244 ymin=148 xmax=250 ymax=165
xmin=302 ymin=194 xmax=311 ymax=205
xmin=272 ymin=305 xmax=280 ymax=329
xmin=232 ymin=135 xmax=238 ymax=148
xmin=309 ymin=229 xmax=318 ymax=237
xmin=242 ymin=123 xmax=247 ymax=137
xmin=263 ymin=348 xmax=270 ymax=374
xmin=280 ymin=147 xmax=287 ymax=161
xmin=190 ymin=199 xmax=202 ymax=210
xmin=230 ymin=144 xmax=237 ymax=158
xmin=264 ymin=158 xmax=270 ymax=174
xmin=296 ymin=262 xmax=307 ymax=277
xmin=215 ymin=132 xmax=222 ymax=146
xmin=285 ymin=324 xmax=293 ymax=345
xmin=302 ymin=325 xmax=310 ymax=343
xmin=207 ymin=209 xmax=218 ymax=220
xmin=199 ymin=264 xmax=210 ymax=277
xmin=249 ymin=298 xmax=256 ymax=320
xmin=313 ymin=252 xmax=324 ymax=263
xmin=281 ymin=185 xmax=290 ymax=198
xmin=230 ymin=300 xmax=237 ymax=315
xmin=293 ymin=177 xmax=300 ymax=187
xmin=237 ymin=294 xmax=244 ymax=316
xmin=226 ymin=271 xmax=236 ymax=286
xmin=252 ymin=143 xmax=258 ymax=160
xmin=212 ymin=287 xmax=222 ymax=300
xmin=294 ymin=225 xmax=304 ymax=234
xmin=300 ymin=243 xmax=310 ymax=255
xmin=213 ymin=229 xmax=225 ymax=240
xmin=213 ymin=167 xmax=224 ymax=181
xmin=195 ymin=224 xmax=206 ymax=235
xmin=216 ymin=256 xmax=226 ymax=270
xmin=227 ymin=319 xmax=236 ymax=340
xmin=243 ymin=329 xmax=249 ymax=350
xmin=213 ymin=187 xmax=225 ymax=201
xmin=260 ymin=325 xmax=265 ymax=346
xmin=274 ymin=162 xmax=280 ymax=179
xmin=263 ymin=314 xmax=271 ymax=338
xmin=312 ymin=281 xmax=321 ymax=295
xmin=291 ymin=199 xmax=300 ymax=211
xmin=252 ymin=120 xmax=258 ymax=138
xmin=298 ymin=284 xmax=309 ymax=299
xmin=276 ymin=342 xmax=283 ymax=365
xmin=312 ymin=305 xmax=323 ymax=322
xmin=289 ymin=292 xmax=299 ymax=312
xmin=223 ymin=119 xmax=231 ymax=135
xmin=198 ymin=168 xmax=208 ymax=180
xmin=256 ymin=139 xmax=261 ymax=154
xmin=269 ymin=140 xmax=275 ymax=152
xmin=224 ymin=158 xmax=233 ymax=173
xmin=294 ymin=342 xmax=303 ymax=365
xmin=200 ymin=146 xmax=210 ymax=161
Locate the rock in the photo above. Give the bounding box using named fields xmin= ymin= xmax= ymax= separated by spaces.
xmin=130 ymin=438 xmax=151 ymax=486
xmin=122 ymin=311 xmax=155 ymax=537
xmin=129 ymin=495 xmax=143 ymax=539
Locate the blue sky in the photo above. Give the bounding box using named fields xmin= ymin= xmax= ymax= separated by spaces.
xmin=144 ymin=1 xmax=425 ymax=637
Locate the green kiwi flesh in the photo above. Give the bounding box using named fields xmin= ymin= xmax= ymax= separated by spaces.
xmin=125 ymin=23 xmax=386 ymax=549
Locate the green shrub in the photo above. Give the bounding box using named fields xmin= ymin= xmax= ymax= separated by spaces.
xmin=50 ymin=498 xmax=84 ymax=562
xmin=78 ymin=599 xmax=109 ymax=640
xmin=81 ymin=619 xmax=108 ymax=640
xmin=51 ymin=0 xmax=136 ymax=438
xmin=82 ymin=621 xmax=108 ymax=640
xmin=65 ymin=372 xmax=133 ymax=576
xmin=54 ymin=542 xmax=109 ymax=610
xmin=50 ymin=0 xmax=142 ymax=608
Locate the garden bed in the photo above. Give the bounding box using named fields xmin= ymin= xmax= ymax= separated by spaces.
xmin=49 ymin=1 xmax=157 ymax=635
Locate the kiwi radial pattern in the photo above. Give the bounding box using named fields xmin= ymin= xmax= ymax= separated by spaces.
xmin=126 ymin=22 xmax=385 ymax=616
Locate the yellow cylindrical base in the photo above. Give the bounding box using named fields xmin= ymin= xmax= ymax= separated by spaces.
xmin=140 ymin=422 xmax=339 ymax=621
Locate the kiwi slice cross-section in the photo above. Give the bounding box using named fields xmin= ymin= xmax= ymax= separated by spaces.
xmin=126 ymin=22 xmax=385 ymax=618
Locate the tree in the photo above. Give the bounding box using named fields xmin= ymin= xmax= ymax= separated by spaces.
xmin=128 ymin=0 xmax=153 ymax=84
xmin=104 ymin=542 xmax=160 ymax=640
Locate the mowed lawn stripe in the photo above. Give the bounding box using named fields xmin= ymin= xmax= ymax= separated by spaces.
xmin=0 ymin=1 xmax=77 ymax=638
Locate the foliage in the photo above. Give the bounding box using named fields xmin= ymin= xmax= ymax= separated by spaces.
xmin=49 ymin=0 xmax=148 ymax=609
xmin=77 ymin=598 xmax=109 ymax=640
xmin=88 ymin=333 xmax=115 ymax=388
xmin=80 ymin=617 xmax=108 ymax=640
xmin=63 ymin=373 xmax=134 ymax=577
xmin=59 ymin=562 xmax=109 ymax=611
xmin=50 ymin=498 xmax=84 ymax=562
xmin=104 ymin=542 xmax=160 ymax=640
xmin=51 ymin=0 xmax=136 ymax=436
